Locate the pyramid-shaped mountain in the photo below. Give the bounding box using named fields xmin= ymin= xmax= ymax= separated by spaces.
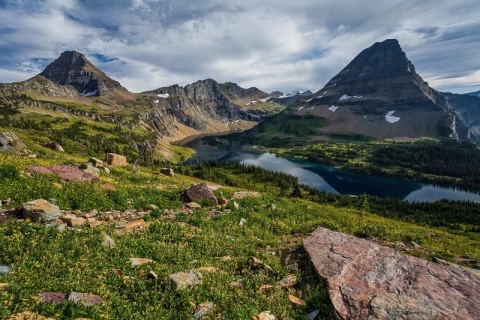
xmin=254 ymin=39 xmax=467 ymax=143
xmin=39 ymin=51 xmax=126 ymax=96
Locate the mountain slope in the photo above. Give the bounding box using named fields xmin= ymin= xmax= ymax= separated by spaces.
xmin=40 ymin=51 xmax=127 ymax=96
xmin=444 ymin=92 xmax=480 ymax=142
xmin=0 ymin=51 xmax=282 ymax=161
xmin=247 ymin=39 xmax=467 ymax=145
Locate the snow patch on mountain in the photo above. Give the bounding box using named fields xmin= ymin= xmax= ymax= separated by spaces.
xmin=385 ymin=111 xmax=400 ymax=123
xmin=157 ymin=93 xmax=169 ymax=98
xmin=82 ymin=90 xmax=98 ymax=97
xmin=328 ymin=105 xmax=339 ymax=112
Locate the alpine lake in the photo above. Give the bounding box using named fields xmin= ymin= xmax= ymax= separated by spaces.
xmin=180 ymin=136 xmax=480 ymax=203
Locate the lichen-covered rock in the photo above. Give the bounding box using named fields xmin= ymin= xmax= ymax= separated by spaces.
xmin=184 ymin=183 xmax=218 ymax=205
xmin=0 ymin=132 xmax=29 ymax=155
xmin=168 ymin=270 xmax=202 ymax=290
xmin=303 ymin=227 xmax=480 ymax=319
xmin=68 ymin=292 xmax=102 ymax=306
xmin=23 ymin=199 xmax=60 ymax=223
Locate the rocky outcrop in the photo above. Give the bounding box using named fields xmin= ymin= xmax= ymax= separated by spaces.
xmin=0 ymin=132 xmax=29 ymax=155
xmin=40 ymin=51 xmax=126 ymax=96
xmin=303 ymin=227 xmax=480 ymax=319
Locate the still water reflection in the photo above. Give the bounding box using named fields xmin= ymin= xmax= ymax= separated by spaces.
xmin=183 ymin=137 xmax=480 ymax=203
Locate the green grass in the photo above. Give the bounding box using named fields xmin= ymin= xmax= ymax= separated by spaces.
xmin=1 ymin=145 xmax=480 ymax=319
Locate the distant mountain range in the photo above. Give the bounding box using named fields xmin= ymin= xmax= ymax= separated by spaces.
xmin=0 ymin=40 xmax=479 ymax=161
xmin=248 ymin=39 xmax=479 ymax=145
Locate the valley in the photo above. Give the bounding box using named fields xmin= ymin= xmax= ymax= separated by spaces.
xmin=1 ymin=38 xmax=480 ymax=319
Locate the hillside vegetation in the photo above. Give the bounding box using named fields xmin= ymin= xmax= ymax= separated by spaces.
xmin=1 ymin=135 xmax=480 ymax=319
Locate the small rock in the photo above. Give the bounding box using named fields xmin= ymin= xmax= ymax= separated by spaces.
xmin=129 ymin=258 xmax=155 ymax=267
xmin=192 ymin=301 xmax=214 ymax=319
xmin=195 ymin=267 xmax=217 ymax=273
xmin=23 ymin=199 xmax=60 ymax=223
xmin=288 ymin=294 xmax=306 ymax=306
xmin=248 ymin=256 xmax=263 ymax=269
xmin=0 ymin=265 xmax=11 ymax=275
xmin=285 ymin=264 xmax=298 ymax=272
xmin=233 ymin=201 xmax=240 ymax=209
xmin=88 ymin=157 xmax=104 ymax=167
xmin=38 ymin=292 xmax=69 ymax=303
xmin=0 ymin=283 xmax=8 ymax=289
xmin=81 ymin=164 xmax=100 ymax=178
xmin=186 ymin=202 xmax=202 ymax=209
xmin=68 ymin=292 xmax=102 ymax=306
xmin=101 ymin=232 xmax=116 ymax=248
xmin=43 ymin=219 xmax=67 ymax=230
xmin=252 ymin=311 xmax=276 ymax=320
xmin=106 ymin=153 xmax=127 ymax=166
xmin=218 ymin=197 xmax=229 ymax=205
xmin=147 ymin=271 xmax=158 ymax=280
xmin=258 ymin=284 xmax=274 ymax=291
xmin=43 ymin=141 xmax=64 ymax=152
xmin=103 ymin=167 xmax=110 ymax=174
xmin=277 ymin=275 xmax=297 ymax=288
xmin=239 ymin=218 xmax=247 ymax=226
xmin=184 ymin=183 xmax=218 ymax=205
xmin=124 ymin=219 xmax=147 ymax=233
xmin=53 ymin=182 xmax=63 ymax=189
xmin=88 ymin=220 xmax=104 ymax=228
xmin=305 ymin=309 xmax=321 ymax=320
xmin=160 ymin=168 xmax=174 ymax=177
xmin=270 ymin=204 xmax=277 ymax=211
xmin=145 ymin=204 xmax=158 ymax=211
xmin=61 ymin=214 xmax=86 ymax=228
xmin=230 ymin=279 xmax=245 ymax=287
xmin=168 ymin=270 xmax=202 ymax=290
xmin=100 ymin=183 xmax=116 ymax=190
xmin=410 ymin=241 xmax=422 ymax=249
xmin=112 ymin=269 xmax=122 ymax=276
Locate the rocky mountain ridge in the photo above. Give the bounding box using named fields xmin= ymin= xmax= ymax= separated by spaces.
xmin=39 ymin=51 xmax=127 ymax=96
xmin=250 ymin=39 xmax=473 ymax=144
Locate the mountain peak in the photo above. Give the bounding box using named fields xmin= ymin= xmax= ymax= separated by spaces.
xmin=39 ymin=51 xmax=126 ymax=96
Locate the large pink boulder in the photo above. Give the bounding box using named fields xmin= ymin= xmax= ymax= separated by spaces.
xmin=303 ymin=227 xmax=480 ymax=319
xmin=27 ymin=165 xmax=98 ymax=182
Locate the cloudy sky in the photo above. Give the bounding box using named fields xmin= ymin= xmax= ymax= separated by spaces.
xmin=0 ymin=0 xmax=479 ymax=94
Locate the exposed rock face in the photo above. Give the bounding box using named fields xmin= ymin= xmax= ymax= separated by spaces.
xmin=303 ymin=227 xmax=480 ymax=319
xmin=444 ymin=92 xmax=480 ymax=142
xmin=40 ymin=51 xmax=126 ymax=96
xmin=184 ymin=183 xmax=218 ymax=205
xmin=0 ymin=132 xmax=29 ymax=155
xmin=143 ymin=79 xmax=270 ymax=136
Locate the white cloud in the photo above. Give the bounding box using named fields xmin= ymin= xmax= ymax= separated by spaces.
xmin=0 ymin=0 xmax=479 ymax=94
